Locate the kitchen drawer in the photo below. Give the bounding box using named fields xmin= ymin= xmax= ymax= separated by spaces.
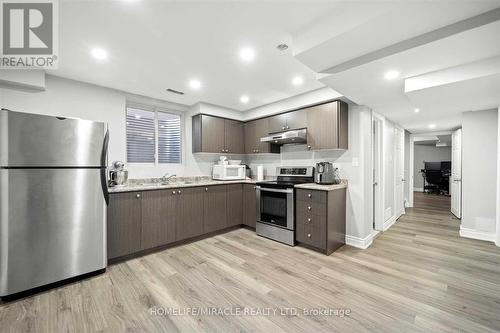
xmin=296 ymin=212 xmax=326 ymax=229
xmin=296 ymin=200 xmax=326 ymax=216
xmin=296 ymin=223 xmax=326 ymax=250
xmin=296 ymin=189 xmax=326 ymax=204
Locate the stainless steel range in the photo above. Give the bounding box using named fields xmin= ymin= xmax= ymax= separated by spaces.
xmin=255 ymin=166 xmax=314 ymax=246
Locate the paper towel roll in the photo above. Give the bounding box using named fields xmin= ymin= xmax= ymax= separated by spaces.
xmin=257 ymin=165 xmax=264 ymax=181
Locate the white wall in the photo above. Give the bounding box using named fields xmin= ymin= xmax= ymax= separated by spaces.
xmin=461 ymin=109 xmax=498 ymax=238
xmin=413 ymin=144 xmax=451 ymax=189
xmin=246 ymin=105 xmax=374 ymax=241
xmin=497 ymin=106 xmax=500 ymax=247
xmin=404 ymin=130 xmax=411 ymax=204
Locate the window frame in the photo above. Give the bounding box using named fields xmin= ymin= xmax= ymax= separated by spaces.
xmin=125 ymin=102 xmax=184 ymax=166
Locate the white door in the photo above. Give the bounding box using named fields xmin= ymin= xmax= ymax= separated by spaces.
xmin=451 ymin=129 xmax=462 ymax=218
xmin=394 ymin=127 xmax=405 ymax=218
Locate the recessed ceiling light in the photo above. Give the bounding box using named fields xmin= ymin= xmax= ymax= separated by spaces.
xmin=277 ymin=44 xmax=289 ymax=51
xmin=90 ymin=48 xmax=108 ymax=60
xmin=189 ymin=79 xmax=201 ymax=90
xmin=240 ymin=95 xmax=249 ymax=104
xmin=414 ymin=108 xmax=420 ymax=113
xmin=428 ymin=124 xmax=436 ymax=129
xmin=384 ymin=70 xmax=400 ymax=80
xmin=239 ymin=47 xmax=255 ymax=62
xmin=292 ymin=76 xmax=304 ymax=86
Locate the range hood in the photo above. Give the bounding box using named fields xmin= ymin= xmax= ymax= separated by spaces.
xmin=261 ymin=128 xmax=307 ymax=145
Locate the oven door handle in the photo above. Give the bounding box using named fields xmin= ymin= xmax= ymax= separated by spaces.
xmin=256 ymin=186 xmax=293 ymax=194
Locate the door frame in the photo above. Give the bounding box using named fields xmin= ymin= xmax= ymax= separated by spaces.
xmin=393 ymin=126 xmax=405 ymax=219
xmin=408 ymin=131 xmax=453 ymax=207
xmin=372 ymin=113 xmax=385 ymax=231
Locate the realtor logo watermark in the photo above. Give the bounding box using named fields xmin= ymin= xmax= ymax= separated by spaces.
xmin=0 ymin=0 xmax=58 ymax=68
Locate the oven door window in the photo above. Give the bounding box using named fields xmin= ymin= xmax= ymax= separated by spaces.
xmin=260 ymin=190 xmax=287 ymax=227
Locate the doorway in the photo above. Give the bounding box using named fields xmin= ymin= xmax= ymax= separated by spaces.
xmin=408 ymin=131 xmax=456 ymax=213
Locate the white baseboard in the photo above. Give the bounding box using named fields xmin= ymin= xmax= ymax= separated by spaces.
xmin=459 ymin=226 xmax=496 ymax=243
xmin=383 ymin=215 xmax=397 ymax=231
xmin=413 ymin=187 xmax=423 ymax=192
xmin=345 ymin=230 xmax=380 ymax=249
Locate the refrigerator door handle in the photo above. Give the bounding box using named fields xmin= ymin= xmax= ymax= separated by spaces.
xmin=100 ymin=129 xmax=110 ymax=205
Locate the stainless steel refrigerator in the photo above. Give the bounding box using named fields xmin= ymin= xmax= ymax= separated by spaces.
xmin=0 ymin=109 xmax=109 ymax=297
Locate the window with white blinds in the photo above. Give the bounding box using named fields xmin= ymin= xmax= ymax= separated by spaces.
xmin=126 ymin=107 xmax=155 ymax=163
xmin=126 ymin=106 xmax=182 ymax=164
xmin=158 ymin=111 xmax=181 ymax=164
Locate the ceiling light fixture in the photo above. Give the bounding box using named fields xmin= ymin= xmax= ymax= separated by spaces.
xmin=189 ymin=79 xmax=201 ymax=90
xmin=277 ymin=43 xmax=289 ymax=51
xmin=414 ymin=108 xmax=420 ymax=113
xmin=90 ymin=48 xmax=108 ymax=60
xmin=240 ymin=95 xmax=249 ymax=104
xmin=292 ymin=76 xmax=304 ymax=86
xmin=239 ymin=47 xmax=255 ymax=62
xmin=384 ymin=70 xmax=400 ymax=80
xmin=428 ymin=124 xmax=436 ymax=129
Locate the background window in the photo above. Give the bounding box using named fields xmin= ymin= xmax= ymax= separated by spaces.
xmin=158 ymin=111 xmax=181 ymax=164
xmin=126 ymin=107 xmax=155 ymax=163
xmin=126 ymin=106 xmax=182 ymax=164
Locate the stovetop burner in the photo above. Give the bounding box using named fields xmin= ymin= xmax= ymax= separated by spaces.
xmin=257 ymin=166 xmax=315 ymax=189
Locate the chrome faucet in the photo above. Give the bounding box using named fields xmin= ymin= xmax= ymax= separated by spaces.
xmin=162 ymin=173 xmax=176 ymax=183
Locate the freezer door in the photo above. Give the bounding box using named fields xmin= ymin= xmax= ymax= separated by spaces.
xmin=0 ymin=168 xmax=106 ymax=296
xmin=0 ymin=109 xmax=106 ymax=167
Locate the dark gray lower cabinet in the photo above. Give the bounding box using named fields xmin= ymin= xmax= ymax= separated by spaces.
xmin=226 ymin=184 xmax=243 ymax=227
xmin=295 ymin=188 xmax=346 ymax=255
xmin=107 ymin=191 xmax=142 ymax=260
xmin=141 ymin=189 xmax=177 ymax=250
xmin=203 ymin=185 xmax=227 ymax=233
xmin=108 ymin=183 xmax=254 ymax=260
xmin=176 ymin=187 xmax=204 ymax=241
xmin=243 ymin=184 xmax=257 ymax=228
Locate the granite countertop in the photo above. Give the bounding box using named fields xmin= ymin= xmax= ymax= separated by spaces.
xmin=294 ymin=180 xmax=348 ymax=191
xmin=108 ymin=177 xmax=260 ymax=193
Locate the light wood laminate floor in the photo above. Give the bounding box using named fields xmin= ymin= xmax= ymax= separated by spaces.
xmin=1 ymin=192 xmax=500 ymax=332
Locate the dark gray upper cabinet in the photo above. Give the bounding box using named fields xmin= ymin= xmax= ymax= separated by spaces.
xmin=107 ymin=191 xmax=142 ymax=260
xmin=244 ymin=117 xmax=276 ymax=154
xmin=268 ymin=110 xmax=306 ymax=133
xmin=306 ymin=101 xmax=348 ymax=150
xmin=192 ymin=114 xmax=244 ymax=154
xmin=224 ymin=119 xmax=245 ymax=154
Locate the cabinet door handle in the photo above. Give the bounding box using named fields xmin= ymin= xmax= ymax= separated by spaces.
xmin=307 ymin=233 xmax=311 ymax=238
xmin=178 ymin=190 xmax=182 ymax=194
xmin=286 ymin=126 xmax=289 ymax=129
xmin=307 ymin=218 xmax=311 ymax=222
xmin=172 ymin=191 xmax=176 ymax=195
xmin=282 ymin=126 xmax=286 ymax=130
xmin=136 ymin=193 xmax=141 ymax=198
xmin=307 ymin=145 xmax=312 ymax=150
xmin=307 ymin=206 xmax=311 ymax=211
xmin=205 ymin=187 xmax=208 ymax=191
xmin=308 ymin=193 xmax=312 ymax=198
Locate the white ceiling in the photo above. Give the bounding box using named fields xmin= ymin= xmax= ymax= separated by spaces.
xmin=294 ymin=1 xmax=500 ymax=133
xmin=49 ymin=0 xmax=344 ymax=111
xmin=49 ymin=1 xmax=500 ymax=132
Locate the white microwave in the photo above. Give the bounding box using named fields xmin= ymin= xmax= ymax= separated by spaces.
xmin=212 ymin=164 xmax=246 ymax=180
